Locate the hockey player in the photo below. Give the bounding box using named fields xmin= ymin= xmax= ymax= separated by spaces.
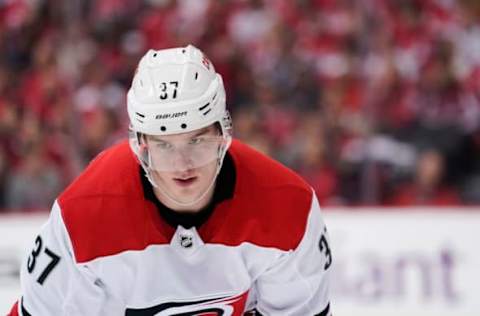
xmin=9 ymin=45 xmax=332 ymax=315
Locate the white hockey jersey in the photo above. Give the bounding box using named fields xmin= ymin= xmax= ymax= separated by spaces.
xmin=9 ymin=139 xmax=332 ymax=316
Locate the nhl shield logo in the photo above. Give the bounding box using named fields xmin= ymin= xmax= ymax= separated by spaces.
xmin=180 ymin=234 xmax=193 ymax=248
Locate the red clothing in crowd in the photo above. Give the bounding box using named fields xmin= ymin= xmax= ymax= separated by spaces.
xmin=389 ymin=184 xmax=461 ymax=206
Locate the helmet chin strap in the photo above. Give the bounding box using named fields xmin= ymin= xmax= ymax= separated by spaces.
xmin=144 ymin=139 xmax=230 ymax=209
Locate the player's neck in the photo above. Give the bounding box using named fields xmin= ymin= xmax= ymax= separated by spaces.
xmin=153 ymin=185 xmax=216 ymax=213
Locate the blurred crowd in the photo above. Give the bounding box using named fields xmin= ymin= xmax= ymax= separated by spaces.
xmin=1 ymin=0 xmax=480 ymax=211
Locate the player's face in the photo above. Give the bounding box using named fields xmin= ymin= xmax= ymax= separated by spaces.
xmin=145 ymin=125 xmax=223 ymax=210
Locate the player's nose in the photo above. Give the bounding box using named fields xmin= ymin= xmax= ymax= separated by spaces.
xmin=171 ymin=148 xmax=194 ymax=172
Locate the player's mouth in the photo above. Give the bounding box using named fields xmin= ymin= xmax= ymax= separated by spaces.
xmin=173 ymin=176 xmax=198 ymax=187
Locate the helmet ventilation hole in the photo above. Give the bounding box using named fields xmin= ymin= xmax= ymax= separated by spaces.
xmin=195 ymin=72 xmax=198 ymax=80
xmin=181 ymin=123 xmax=187 ymax=129
xmin=160 ymin=126 xmax=166 ymax=132
xmin=153 ymin=53 xmax=157 ymax=57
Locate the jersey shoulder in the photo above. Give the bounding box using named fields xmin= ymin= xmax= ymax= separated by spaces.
xmin=59 ymin=140 xmax=139 ymax=201
xmin=57 ymin=141 xmax=167 ymax=263
xmin=210 ymin=140 xmax=314 ymax=251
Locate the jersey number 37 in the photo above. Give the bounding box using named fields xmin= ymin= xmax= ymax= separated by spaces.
xmin=27 ymin=235 xmax=61 ymax=285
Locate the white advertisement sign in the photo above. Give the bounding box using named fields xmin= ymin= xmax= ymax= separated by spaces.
xmin=326 ymin=209 xmax=480 ymax=316
xmin=1 ymin=209 xmax=479 ymax=316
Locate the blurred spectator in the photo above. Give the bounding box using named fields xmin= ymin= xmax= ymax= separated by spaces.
xmin=456 ymin=127 xmax=480 ymax=204
xmin=0 ymin=150 xmax=8 ymax=208
xmin=291 ymin=115 xmax=340 ymax=206
xmin=388 ymin=149 xmax=461 ymax=206
xmin=78 ymin=106 xmax=119 ymax=161
xmin=5 ymin=139 xmax=62 ymax=211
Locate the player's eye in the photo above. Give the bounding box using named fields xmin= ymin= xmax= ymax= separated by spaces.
xmin=189 ymin=137 xmax=204 ymax=145
xmin=154 ymin=140 xmax=172 ymax=150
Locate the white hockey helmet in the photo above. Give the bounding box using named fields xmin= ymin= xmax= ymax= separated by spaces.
xmin=127 ymin=44 xmax=231 ymax=137
xmin=127 ymin=45 xmax=232 ymax=181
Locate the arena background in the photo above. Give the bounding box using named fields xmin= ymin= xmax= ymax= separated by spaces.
xmin=1 ymin=0 xmax=479 ymax=315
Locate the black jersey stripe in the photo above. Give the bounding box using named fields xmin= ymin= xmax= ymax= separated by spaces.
xmin=21 ymin=297 xmax=32 ymax=316
xmin=315 ymin=302 xmax=331 ymax=316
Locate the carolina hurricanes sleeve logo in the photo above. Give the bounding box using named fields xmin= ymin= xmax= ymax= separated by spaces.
xmin=125 ymin=291 xmax=248 ymax=316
